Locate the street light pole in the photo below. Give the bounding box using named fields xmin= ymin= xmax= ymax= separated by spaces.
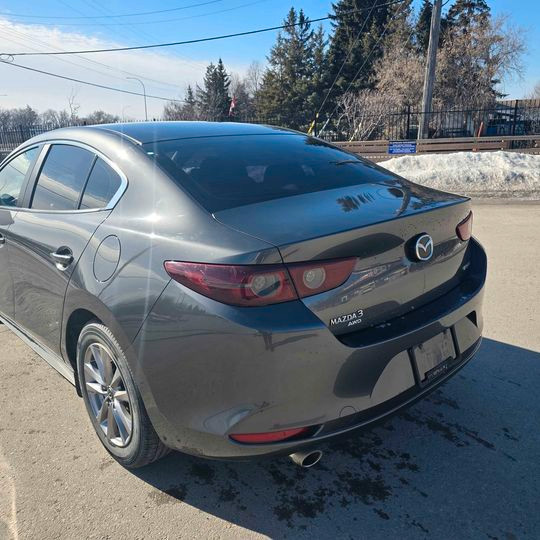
xmin=126 ymin=77 xmax=148 ymax=121
xmin=122 ymin=105 xmax=131 ymax=122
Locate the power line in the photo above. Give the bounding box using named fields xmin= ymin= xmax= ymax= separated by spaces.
xmin=60 ymin=0 xmax=206 ymax=84
xmin=0 ymin=61 xmax=184 ymax=102
xmin=1 ymin=0 xmax=407 ymax=57
xmin=346 ymin=24 xmax=418 ymax=141
xmin=319 ymin=1 xmax=411 ymax=136
xmin=0 ymin=27 xmax=164 ymax=89
xmin=56 ymin=0 xmax=164 ymax=49
xmin=0 ymin=25 xmax=184 ymax=93
xmin=317 ymin=0 xmax=379 ymax=116
xmin=0 ymin=21 xmax=202 ymax=90
xmin=70 ymin=0 xmax=208 ymax=79
xmin=341 ymin=4 xmax=409 ymax=98
xmin=0 ymin=0 xmax=225 ymax=20
xmin=15 ymin=0 xmax=271 ymax=28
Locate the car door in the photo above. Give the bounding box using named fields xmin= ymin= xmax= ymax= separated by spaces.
xmin=0 ymin=146 xmax=41 ymax=318
xmin=7 ymin=142 xmax=124 ymax=354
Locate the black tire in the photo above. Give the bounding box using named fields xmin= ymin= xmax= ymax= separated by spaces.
xmin=77 ymin=321 xmax=170 ymax=468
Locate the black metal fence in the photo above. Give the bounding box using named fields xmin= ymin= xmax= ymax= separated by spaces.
xmin=2 ymin=101 xmax=540 ymax=160
xmin=0 ymin=124 xmax=62 ymax=160
xmin=322 ymin=100 xmax=540 ymax=141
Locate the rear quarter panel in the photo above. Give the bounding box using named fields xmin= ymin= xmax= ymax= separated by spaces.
xmin=61 ymin=137 xmax=281 ymax=365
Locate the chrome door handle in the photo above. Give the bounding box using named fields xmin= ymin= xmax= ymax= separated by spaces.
xmin=51 ymin=247 xmax=74 ymax=270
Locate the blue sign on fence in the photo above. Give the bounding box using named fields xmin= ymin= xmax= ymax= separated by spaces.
xmin=388 ymin=141 xmax=417 ymax=155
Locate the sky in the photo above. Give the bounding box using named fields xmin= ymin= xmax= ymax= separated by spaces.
xmin=0 ymin=0 xmax=538 ymax=119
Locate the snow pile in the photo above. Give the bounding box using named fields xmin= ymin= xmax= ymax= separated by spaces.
xmin=380 ymin=151 xmax=540 ymax=198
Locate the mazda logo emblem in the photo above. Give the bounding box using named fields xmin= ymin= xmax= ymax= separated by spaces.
xmin=415 ymin=234 xmax=434 ymax=261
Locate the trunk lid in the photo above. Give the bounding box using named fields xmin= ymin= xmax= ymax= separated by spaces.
xmin=214 ymin=179 xmax=471 ymax=335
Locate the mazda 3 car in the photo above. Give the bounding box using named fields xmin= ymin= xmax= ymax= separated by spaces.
xmin=0 ymin=122 xmax=486 ymax=468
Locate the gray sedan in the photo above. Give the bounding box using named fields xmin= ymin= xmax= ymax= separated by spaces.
xmin=0 ymin=122 xmax=486 ymax=468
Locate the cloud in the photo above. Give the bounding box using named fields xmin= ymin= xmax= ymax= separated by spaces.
xmin=0 ymin=18 xmax=249 ymax=118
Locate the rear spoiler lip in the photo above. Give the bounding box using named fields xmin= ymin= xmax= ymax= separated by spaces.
xmin=215 ymin=196 xmax=469 ymax=258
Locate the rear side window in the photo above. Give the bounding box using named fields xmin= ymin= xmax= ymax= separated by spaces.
xmin=143 ymin=134 xmax=387 ymax=212
xmin=0 ymin=147 xmax=39 ymax=207
xmin=80 ymin=158 xmax=122 ymax=210
xmin=32 ymin=145 xmax=95 ymax=211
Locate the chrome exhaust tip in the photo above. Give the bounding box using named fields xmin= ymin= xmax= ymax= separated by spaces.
xmin=289 ymin=450 xmax=323 ymax=468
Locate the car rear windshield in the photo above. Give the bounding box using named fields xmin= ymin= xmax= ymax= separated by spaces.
xmin=142 ymin=134 xmax=391 ymax=212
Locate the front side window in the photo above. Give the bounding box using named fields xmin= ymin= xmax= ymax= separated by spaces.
xmin=80 ymin=158 xmax=122 ymax=210
xmin=0 ymin=147 xmax=39 ymax=207
xmin=32 ymin=145 xmax=95 ymax=211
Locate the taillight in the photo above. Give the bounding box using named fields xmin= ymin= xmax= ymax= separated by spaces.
xmin=288 ymin=258 xmax=356 ymax=298
xmin=164 ymin=258 xmax=356 ymax=307
xmin=230 ymin=427 xmax=310 ymax=444
xmin=164 ymin=261 xmax=297 ymax=307
xmin=456 ymin=211 xmax=473 ymax=241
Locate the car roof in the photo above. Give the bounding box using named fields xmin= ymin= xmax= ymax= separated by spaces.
xmin=93 ymin=121 xmax=296 ymax=144
xmin=7 ymin=122 xmax=302 ymax=168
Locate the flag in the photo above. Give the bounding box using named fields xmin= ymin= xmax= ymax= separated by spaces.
xmin=229 ymin=96 xmax=237 ymax=116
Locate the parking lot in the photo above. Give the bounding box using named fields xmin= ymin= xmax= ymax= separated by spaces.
xmin=1 ymin=202 xmax=539 ymax=540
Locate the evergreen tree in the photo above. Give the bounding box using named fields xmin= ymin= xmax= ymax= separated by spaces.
xmin=162 ymin=85 xmax=198 ymax=120
xmin=446 ymin=0 xmax=490 ymax=30
xmin=229 ymin=76 xmax=254 ymax=119
xmin=415 ymin=0 xmax=432 ymax=53
xmin=385 ymin=0 xmax=414 ymax=48
xmin=257 ymin=8 xmax=320 ymax=129
xmin=325 ymin=0 xmax=391 ymax=102
xmin=436 ymin=4 xmax=514 ymax=109
xmin=213 ymin=59 xmax=231 ymax=114
xmin=305 ymin=25 xmax=327 ymax=117
xmin=196 ymin=59 xmax=231 ymax=121
xmin=184 ymin=85 xmax=197 ymax=118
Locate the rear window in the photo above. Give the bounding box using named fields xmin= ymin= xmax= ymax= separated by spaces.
xmin=143 ymin=134 xmax=387 ymax=212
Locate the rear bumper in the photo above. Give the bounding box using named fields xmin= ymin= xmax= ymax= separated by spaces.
xmin=132 ymin=239 xmax=486 ymax=459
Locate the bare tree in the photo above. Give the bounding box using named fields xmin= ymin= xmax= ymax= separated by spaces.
xmin=163 ymin=86 xmax=197 ymax=120
xmin=245 ymin=60 xmax=264 ymax=97
xmin=229 ymin=73 xmax=254 ymax=118
xmin=336 ymin=90 xmax=399 ymax=140
xmin=435 ymin=15 xmax=525 ymax=110
xmin=374 ymin=46 xmax=425 ymax=109
xmin=1 ymin=106 xmax=39 ymax=129
xmin=527 ymin=81 xmax=540 ymax=100
xmin=162 ymin=101 xmax=184 ymax=120
xmin=67 ymin=88 xmax=80 ymax=123
xmin=371 ymin=14 xmax=525 ymax=115
xmin=83 ymin=110 xmax=120 ymax=125
xmin=40 ymin=108 xmax=71 ymax=128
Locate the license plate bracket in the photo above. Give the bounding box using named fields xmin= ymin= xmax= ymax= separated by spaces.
xmin=412 ymin=329 xmax=457 ymax=385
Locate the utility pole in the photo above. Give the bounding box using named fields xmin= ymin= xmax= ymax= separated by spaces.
xmin=418 ymin=0 xmax=442 ymax=140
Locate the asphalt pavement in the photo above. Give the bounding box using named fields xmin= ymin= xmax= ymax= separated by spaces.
xmin=1 ymin=203 xmax=539 ymax=539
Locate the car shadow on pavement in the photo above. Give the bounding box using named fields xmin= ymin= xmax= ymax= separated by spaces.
xmin=132 ymin=338 xmax=540 ymax=539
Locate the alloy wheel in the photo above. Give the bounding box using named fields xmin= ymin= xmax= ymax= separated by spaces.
xmin=83 ymin=342 xmax=133 ymax=447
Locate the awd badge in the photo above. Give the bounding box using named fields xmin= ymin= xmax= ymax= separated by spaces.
xmin=330 ymin=309 xmax=364 ymax=328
